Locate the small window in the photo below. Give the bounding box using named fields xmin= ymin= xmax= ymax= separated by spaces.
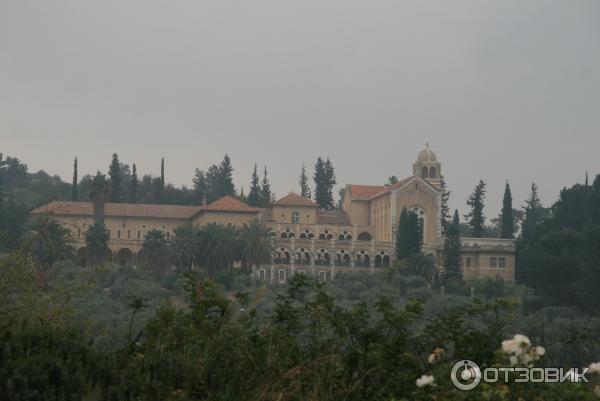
xmin=291 ymin=211 xmax=300 ymax=224
xmin=77 ymin=228 xmax=81 ymax=237
xmin=259 ymin=269 xmax=266 ymax=280
xmin=490 ymin=257 xmax=497 ymax=268
xmin=137 ymin=230 xmax=141 ymax=239
xmin=117 ymin=230 xmax=121 ymax=239
xmin=318 ymin=271 xmax=327 ymax=282
xmin=421 ymin=166 xmax=429 ymax=178
xmin=127 ymin=230 xmax=131 ymax=239
xmin=166 ymin=232 xmax=170 ymax=240
xmin=498 ymin=257 xmax=506 ymax=268
xmin=106 ymin=230 xmax=111 ymax=239
xmin=429 ymin=167 xmax=436 ymax=178
xmin=465 ymin=257 xmax=472 ymax=268
xmin=278 ymin=269 xmax=286 ymax=283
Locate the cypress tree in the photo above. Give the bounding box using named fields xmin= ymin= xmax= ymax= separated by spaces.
xmin=465 ymin=180 xmax=486 ymax=238
xmin=522 ymin=183 xmax=544 ymax=241
xmin=218 ymin=154 xmax=235 ymax=197
xmin=158 ymin=157 xmax=165 ymax=203
xmin=299 ymin=164 xmax=311 ymax=198
xmin=442 ymin=210 xmax=462 ymax=282
xmin=260 ymin=166 xmax=272 ymax=206
xmin=500 ymin=181 xmax=514 ymax=239
xmin=72 ymin=157 xmax=78 ymax=201
xmin=193 ymin=169 xmax=208 ymax=205
xmin=395 ymin=208 xmax=422 ymax=261
xmin=440 ymin=175 xmax=451 ymax=231
xmin=313 ymin=157 xmax=336 ymax=209
xmin=247 ymin=164 xmax=261 ymax=207
xmin=583 ymin=172 xmax=593 ymax=228
xmin=129 ymin=163 xmax=138 ymax=203
xmin=108 ymin=153 xmax=123 ymax=202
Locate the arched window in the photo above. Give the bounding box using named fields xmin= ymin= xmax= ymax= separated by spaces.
xmin=429 ymin=167 xmax=436 ymax=178
xmin=291 ymin=211 xmax=300 ymax=224
xmin=421 ymin=166 xmax=429 ymax=178
xmin=357 ymin=232 xmax=372 ymax=241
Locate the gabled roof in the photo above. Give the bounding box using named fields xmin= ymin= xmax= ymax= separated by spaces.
xmin=347 ymin=176 xmax=436 ymax=201
xmin=347 ymin=185 xmax=387 ymax=200
xmin=203 ymin=196 xmax=260 ymax=213
xmin=274 ymin=192 xmax=317 ymax=207
xmin=32 ymin=196 xmax=260 ymax=219
xmin=317 ymin=209 xmax=351 ymax=225
xmin=32 ymin=201 xmax=203 ymax=219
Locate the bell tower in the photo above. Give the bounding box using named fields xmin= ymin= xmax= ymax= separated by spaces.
xmin=413 ymin=143 xmax=442 ymax=188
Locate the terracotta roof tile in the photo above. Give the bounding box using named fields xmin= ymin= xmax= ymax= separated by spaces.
xmin=348 ymin=185 xmax=387 ymax=200
xmin=348 ymin=176 xmax=417 ymax=200
xmin=203 ymin=196 xmax=260 ymax=213
xmin=274 ymin=192 xmax=317 ymax=207
xmin=32 ymin=201 xmax=203 ymax=219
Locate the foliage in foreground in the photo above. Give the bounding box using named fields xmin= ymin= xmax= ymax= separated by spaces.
xmin=2 ymin=258 xmax=600 ymax=401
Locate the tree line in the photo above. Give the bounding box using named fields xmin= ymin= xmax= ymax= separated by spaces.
xmin=69 ymin=153 xmax=339 ymax=209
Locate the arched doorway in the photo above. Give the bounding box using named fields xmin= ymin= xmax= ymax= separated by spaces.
xmin=116 ymin=248 xmax=134 ymax=266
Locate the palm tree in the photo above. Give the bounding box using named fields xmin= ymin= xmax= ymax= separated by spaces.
xmin=86 ymin=172 xmax=110 ymax=264
xmin=169 ymin=223 xmax=198 ymax=272
xmin=196 ymin=223 xmax=236 ymax=278
xmin=85 ymin=223 xmax=109 ymax=265
xmin=24 ymin=214 xmax=75 ymax=268
xmin=89 ymin=171 xmax=110 ymax=226
xmin=140 ymin=229 xmax=170 ymax=276
xmin=402 ymin=254 xmax=439 ymax=285
xmin=237 ymin=219 xmax=273 ymax=273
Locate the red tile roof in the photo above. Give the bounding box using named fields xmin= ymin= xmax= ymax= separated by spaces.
xmin=274 ymin=192 xmax=317 ymax=207
xmin=348 ymin=177 xmax=417 ymax=200
xmin=203 ymin=196 xmax=260 ymax=213
xmin=347 ymin=185 xmax=387 ymax=200
xmin=32 ymin=201 xmax=203 ymax=219
xmin=32 ymin=196 xmax=259 ymax=219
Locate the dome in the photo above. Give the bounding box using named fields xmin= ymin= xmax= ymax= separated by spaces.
xmin=417 ymin=144 xmax=437 ymax=162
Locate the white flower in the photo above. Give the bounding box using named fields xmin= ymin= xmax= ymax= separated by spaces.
xmin=589 ymin=362 xmax=600 ymax=374
xmin=509 ymin=355 xmax=518 ymax=366
xmin=502 ymin=339 xmax=519 ymax=354
xmin=416 ymin=374 xmax=435 ymax=388
xmin=502 ymin=334 xmax=532 ymax=356
xmin=535 ymin=346 xmax=545 ymax=356
xmin=513 ymin=334 xmax=531 ymax=347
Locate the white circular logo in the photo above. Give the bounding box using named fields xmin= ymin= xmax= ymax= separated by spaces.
xmin=450 ymin=360 xmax=481 ymax=391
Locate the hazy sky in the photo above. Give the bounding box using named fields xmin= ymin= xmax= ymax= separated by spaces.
xmin=1 ymin=0 xmax=599 ymax=217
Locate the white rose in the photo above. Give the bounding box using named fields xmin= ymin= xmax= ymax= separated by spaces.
xmin=416 ymin=374 xmax=435 ymax=388
xmin=589 ymin=362 xmax=600 ymax=374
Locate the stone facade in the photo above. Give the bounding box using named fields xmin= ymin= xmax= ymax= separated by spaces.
xmin=33 ymin=146 xmax=515 ymax=282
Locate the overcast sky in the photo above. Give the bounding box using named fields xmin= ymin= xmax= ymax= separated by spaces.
xmin=1 ymin=0 xmax=599 ymax=217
